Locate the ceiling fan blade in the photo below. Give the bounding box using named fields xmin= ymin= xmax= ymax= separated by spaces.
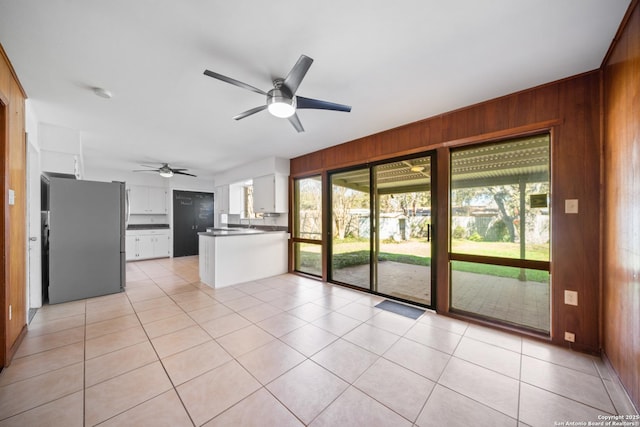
xmin=296 ymin=96 xmax=352 ymax=112
xmin=233 ymin=105 xmax=267 ymax=120
xmin=170 ymin=168 xmax=188 ymax=171
xmin=174 ymin=171 xmax=197 ymax=177
xmin=132 ymin=169 xmax=159 ymax=173
xmin=203 ymin=70 xmax=267 ymax=96
xmin=288 ymin=112 xmax=305 ymax=133
xmin=139 ymin=164 xmax=160 ymax=168
xmin=283 ymin=55 xmax=313 ymax=95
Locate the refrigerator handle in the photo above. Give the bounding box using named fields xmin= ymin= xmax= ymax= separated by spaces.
xmin=126 ymin=188 xmax=131 ymax=225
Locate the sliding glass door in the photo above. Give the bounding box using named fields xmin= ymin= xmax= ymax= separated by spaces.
xmin=292 ymin=176 xmax=323 ymax=277
xmin=374 ymin=157 xmax=432 ymax=306
xmin=330 ymin=168 xmax=371 ymax=288
xmin=449 ymin=134 xmax=551 ymax=333
xmin=329 ymin=154 xmax=434 ymax=307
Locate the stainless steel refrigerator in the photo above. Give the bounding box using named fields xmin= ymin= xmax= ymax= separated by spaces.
xmin=43 ymin=176 xmax=126 ymax=304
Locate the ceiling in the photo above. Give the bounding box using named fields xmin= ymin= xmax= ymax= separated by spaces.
xmin=0 ymin=1 xmax=630 ymax=179
xmin=330 ymin=133 xmax=549 ymax=194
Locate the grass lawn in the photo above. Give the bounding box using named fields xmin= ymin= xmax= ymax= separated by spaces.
xmin=451 ymin=239 xmax=549 ymax=261
xmin=319 ymin=237 xmax=550 ymax=282
xmin=451 ymin=261 xmax=549 ymax=282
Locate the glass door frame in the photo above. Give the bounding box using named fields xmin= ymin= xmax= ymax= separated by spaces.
xmin=327 ymin=165 xmax=373 ymax=290
xmin=447 ymin=133 xmax=552 ymax=333
xmin=327 ymin=151 xmax=437 ymax=309
xmin=291 ymin=174 xmax=324 ymax=278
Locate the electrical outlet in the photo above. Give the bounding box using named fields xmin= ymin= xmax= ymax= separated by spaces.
xmin=564 ymin=332 xmax=575 ymax=342
xmin=8 ymin=305 xmax=11 ymax=320
xmin=564 ymin=290 xmax=578 ymax=306
xmin=565 ymin=199 xmax=579 ymax=214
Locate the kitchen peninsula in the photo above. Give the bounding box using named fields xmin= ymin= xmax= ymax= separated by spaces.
xmin=198 ymin=228 xmax=289 ymax=288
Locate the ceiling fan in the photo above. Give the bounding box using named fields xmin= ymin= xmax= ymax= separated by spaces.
xmin=203 ymin=54 xmax=351 ymax=132
xmin=133 ymin=163 xmax=196 ymax=178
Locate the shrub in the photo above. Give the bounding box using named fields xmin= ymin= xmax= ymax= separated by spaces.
xmin=452 ymin=225 xmax=466 ymax=239
xmin=468 ymin=232 xmax=483 ymax=242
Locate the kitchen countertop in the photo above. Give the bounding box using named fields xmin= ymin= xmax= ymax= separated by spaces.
xmin=198 ymin=227 xmax=288 ymax=287
xmin=199 ymin=227 xmax=287 ymax=237
xmin=127 ymin=224 xmax=170 ymax=230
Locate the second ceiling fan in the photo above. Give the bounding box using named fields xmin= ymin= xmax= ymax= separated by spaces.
xmin=203 ymin=55 xmax=351 ymax=132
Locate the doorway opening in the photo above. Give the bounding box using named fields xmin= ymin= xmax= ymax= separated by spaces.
xmin=329 ymin=153 xmax=435 ymax=308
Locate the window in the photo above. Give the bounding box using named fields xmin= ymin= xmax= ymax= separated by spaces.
xmin=292 ymin=176 xmax=323 ymax=276
xmin=449 ymin=134 xmax=551 ymax=333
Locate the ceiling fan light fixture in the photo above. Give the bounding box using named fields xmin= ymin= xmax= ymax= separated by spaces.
xmin=267 ymin=89 xmax=296 ymax=118
xmin=159 ymin=170 xmax=174 ymax=178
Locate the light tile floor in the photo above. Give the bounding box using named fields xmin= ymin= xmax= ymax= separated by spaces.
xmin=0 ymin=256 xmax=637 ymax=426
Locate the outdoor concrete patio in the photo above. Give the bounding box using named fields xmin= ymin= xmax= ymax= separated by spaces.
xmin=333 ymin=261 xmax=550 ymax=332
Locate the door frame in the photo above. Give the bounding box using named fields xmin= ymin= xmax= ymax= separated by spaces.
xmin=26 ymin=135 xmax=42 ymax=312
xmin=327 ymin=164 xmax=372 ymax=291
xmin=327 ymin=150 xmax=437 ymax=309
xmin=1 ymin=90 xmax=7 ymax=368
xmin=447 ymin=133 xmax=552 ymax=333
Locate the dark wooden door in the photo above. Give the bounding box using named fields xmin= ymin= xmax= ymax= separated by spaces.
xmin=173 ymin=191 xmax=214 ymax=257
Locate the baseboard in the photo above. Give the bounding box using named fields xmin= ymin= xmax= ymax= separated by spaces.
xmin=5 ymin=323 xmax=27 ymax=367
xmin=600 ymin=351 xmax=639 ymax=415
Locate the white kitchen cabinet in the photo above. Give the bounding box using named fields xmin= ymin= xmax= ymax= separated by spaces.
xmin=148 ymin=187 xmax=167 ymax=213
xmin=136 ymin=235 xmax=156 ymax=259
xmin=126 ymin=230 xmax=171 ymax=260
xmin=215 ymin=184 xmax=244 ymax=215
xmin=215 ymin=185 xmax=229 ymax=214
xmin=125 ymin=235 xmax=136 ymax=260
xmin=253 ymin=174 xmax=288 ymax=213
xmin=152 ymin=233 xmax=170 ymax=257
xmin=128 ymin=185 xmax=167 ymax=214
xmin=128 ymin=186 xmax=149 ymax=214
xmin=228 ymin=183 xmax=244 ymax=214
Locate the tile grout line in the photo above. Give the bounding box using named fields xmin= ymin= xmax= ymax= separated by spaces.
xmin=160 ymin=270 xmax=306 ymax=425
xmin=87 ymin=263 xmax=201 ymax=426
xmin=137 ymin=267 xmax=201 ymax=427
xmin=10 ymin=258 xmax=626 ymax=425
xmin=184 ymin=275 xmax=374 ymax=424
xmin=516 ymin=334 xmax=523 ymax=425
xmin=415 ymin=322 xmax=522 ymax=424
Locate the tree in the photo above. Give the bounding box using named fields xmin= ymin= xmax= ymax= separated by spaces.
xmin=452 ymin=181 xmax=549 ymax=244
xmin=332 ymin=185 xmax=368 ymax=239
xmin=488 ymin=186 xmax=517 ymax=242
xmin=296 ymin=178 xmax=322 ymax=238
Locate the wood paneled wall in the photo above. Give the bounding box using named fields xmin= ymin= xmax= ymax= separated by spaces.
xmin=0 ymin=44 xmax=27 ymax=367
xmin=291 ymin=72 xmax=602 ymax=353
xmin=602 ymin=0 xmax=640 ymax=410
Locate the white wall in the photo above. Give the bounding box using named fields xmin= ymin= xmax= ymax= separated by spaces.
xmin=169 ymin=174 xmax=215 ymax=194
xmin=84 ymin=167 xmax=169 ymax=187
xmin=39 ymin=123 xmax=83 ymax=178
xmin=25 ymin=102 xmax=42 ymax=311
xmin=26 ymin=102 xmax=39 ymax=144
xmin=213 ymin=156 xmax=290 ymax=186
xmin=84 ymin=166 xmax=214 ymax=190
